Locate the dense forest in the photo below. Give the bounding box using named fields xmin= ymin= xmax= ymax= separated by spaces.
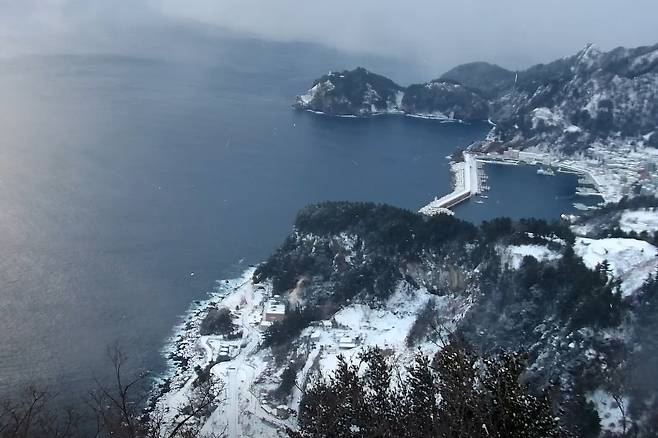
xmin=291 ymin=341 xmax=567 ymax=438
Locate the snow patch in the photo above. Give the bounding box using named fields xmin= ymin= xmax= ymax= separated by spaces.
xmin=564 ymin=125 xmax=582 ymax=134
xmin=531 ymin=107 xmax=564 ymax=129
xmin=618 ymin=208 xmax=658 ymax=234
xmin=297 ymin=80 xmax=334 ymax=106
xmin=574 ymin=237 xmax=658 ymax=296
xmin=501 ymin=244 xmax=562 ymax=269
xmin=308 ymin=282 xmax=471 ymax=379
xmin=588 ymin=390 xmax=629 ymax=434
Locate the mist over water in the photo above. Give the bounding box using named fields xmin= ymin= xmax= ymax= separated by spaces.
xmin=0 ymin=36 xmax=590 ymax=400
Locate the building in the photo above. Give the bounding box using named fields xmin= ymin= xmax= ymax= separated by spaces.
xmin=264 ymin=300 xmax=286 ymax=322
xmin=217 ymin=346 xmax=231 ymax=362
xmin=339 ymin=336 xmax=357 ymax=349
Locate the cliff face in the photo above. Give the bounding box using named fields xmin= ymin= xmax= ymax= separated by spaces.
xmin=296 ymin=42 xmax=658 ymax=152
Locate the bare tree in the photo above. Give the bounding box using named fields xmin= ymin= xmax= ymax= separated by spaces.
xmin=89 ymin=344 xmax=226 ymax=438
xmin=0 ymin=388 xmax=80 ymax=438
xmin=1 ymin=344 xmax=226 ymax=438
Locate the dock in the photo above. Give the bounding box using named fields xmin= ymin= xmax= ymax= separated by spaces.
xmin=419 ymin=154 xmax=482 ymax=215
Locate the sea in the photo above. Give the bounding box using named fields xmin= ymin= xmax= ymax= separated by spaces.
xmin=0 ymin=35 xmax=597 ymax=402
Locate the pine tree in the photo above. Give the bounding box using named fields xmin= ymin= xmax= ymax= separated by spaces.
xmin=360 ymin=347 xmax=398 ymax=437
xmin=292 ymin=342 xmax=568 ymax=438
xmin=401 ymin=354 xmax=439 ymax=437
xmin=482 ymin=352 xmax=563 ymax=438
xmin=433 ymin=337 xmax=484 ymax=437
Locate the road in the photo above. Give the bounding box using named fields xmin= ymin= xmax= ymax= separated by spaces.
xmin=194 ymin=282 xmax=292 ymax=437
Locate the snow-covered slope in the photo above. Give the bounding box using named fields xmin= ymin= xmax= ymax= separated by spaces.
xmin=489 ymin=42 xmax=658 ymax=153
xmin=297 ymin=42 xmax=658 ymax=154
xmin=151 ymin=202 xmax=658 ymax=436
xmin=152 ymin=271 xmax=474 ymax=438
xmin=619 ymin=208 xmax=658 ymax=234
xmin=500 ymin=244 xmax=562 ymax=269
xmin=574 ymin=237 xmax=658 ymax=296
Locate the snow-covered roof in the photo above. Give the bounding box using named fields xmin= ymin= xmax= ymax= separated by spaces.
xmin=265 ymin=300 xmax=286 ymax=315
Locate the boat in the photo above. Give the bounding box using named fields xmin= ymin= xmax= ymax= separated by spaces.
xmin=475 ymin=200 xmax=484 ymax=204
xmin=537 ymin=167 xmax=555 ymax=176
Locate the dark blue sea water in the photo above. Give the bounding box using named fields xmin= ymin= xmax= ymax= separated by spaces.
xmin=0 ymin=38 xmax=592 ymax=399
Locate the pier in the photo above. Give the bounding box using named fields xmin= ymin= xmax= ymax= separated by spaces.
xmin=419 ymin=154 xmax=482 ymax=215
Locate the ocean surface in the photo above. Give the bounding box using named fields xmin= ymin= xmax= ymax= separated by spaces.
xmin=0 ymin=37 xmax=593 ymax=400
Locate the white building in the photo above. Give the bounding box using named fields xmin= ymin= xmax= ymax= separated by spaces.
xmin=264 ymin=300 xmax=286 ymax=322
xmin=339 ymin=336 xmax=357 ymax=349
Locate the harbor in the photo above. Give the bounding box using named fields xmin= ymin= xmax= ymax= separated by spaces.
xmin=472 ymin=149 xmax=606 ymax=200
xmin=420 ymin=147 xmax=607 ymax=217
xmin=419 ymin=153 xmax=487 ymax=215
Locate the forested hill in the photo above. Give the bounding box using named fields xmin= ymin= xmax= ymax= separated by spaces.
xmin=295 ymin=42 xmax=658 ymax=153
xmin=254 ymin=201 xmax=658 ymax=436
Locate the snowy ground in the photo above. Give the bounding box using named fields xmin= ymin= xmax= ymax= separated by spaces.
xmin=574 ymin=237 xmax=658 ymax=296
xmin=307 ymin=283 xmax=469 ymax=375
xmin=619 ymin=208 xmax=658 ymax=234
xmin=500 ymin=244 xmax=562 ymax=269
xmin=152 ymin=268 xmax=289 ymax=438
xmin=151 ymin=272 xmax=472 ymax=437
xmin=588 ymin=390 xmax=630 ymax=435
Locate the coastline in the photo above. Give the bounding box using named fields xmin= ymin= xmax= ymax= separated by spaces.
xmin=472 ymin=138 xmax=658 ymax=206
xmin=149 ymin=140 xmax=655 ymax=436
xmin=301 ymin=108 xmax=468 ymax=124
xmin=149 ymin=268 xmax=257 ymax=411
xmin=149 ymin=110 xmax=658 ymax=434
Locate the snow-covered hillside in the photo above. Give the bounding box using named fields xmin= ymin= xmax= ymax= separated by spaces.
xmin=619 ymin=208 xmax=658 ymax=234
xmin=151 ymin=201 xmax=658 ymax=437
xmin=500 ymin=244 xmax=562 ymax=269
xmin=574 ymin=237 xmax=658 ymax=296
xmin=152 ymin=271 xmax=474 ymax=438
xmin=294 ymin=68 xmax=488 ymax=120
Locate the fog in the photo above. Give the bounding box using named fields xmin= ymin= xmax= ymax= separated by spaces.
xmin=1 ymin=1 xmax=658 ymax=78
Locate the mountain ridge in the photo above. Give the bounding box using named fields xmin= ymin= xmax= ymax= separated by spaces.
xmin=295 ymin=42 xmax=658 ymax=153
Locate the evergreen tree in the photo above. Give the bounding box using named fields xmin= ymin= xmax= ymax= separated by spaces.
xmin=360 ymin=347 xmax=399 ymax=437
xmin=481 ymin=352 xmax=562 ymax=438
xmin=432 ymin=337 xmax=484 ymax=437
xmin=401 ymin=354 xmax=439 ymax=437
xmin=292 ymin=341 xmax=567 ymax=438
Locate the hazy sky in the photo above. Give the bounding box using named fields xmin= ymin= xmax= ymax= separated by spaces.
xmin=1 ymin=1 xmax=658 ymax=72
